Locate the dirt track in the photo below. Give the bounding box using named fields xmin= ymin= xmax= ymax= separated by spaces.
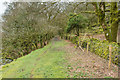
xmin=63 ymin=40 xmax=118 ymax=78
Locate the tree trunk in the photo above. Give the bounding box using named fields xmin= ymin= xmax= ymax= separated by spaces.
xmin=110 ymin=2 xmax=119 ymax=42
xmin=92 ymin=2 xmax=119 ymax=42
xmin=98 ymin=2 xmax=110 ymax=41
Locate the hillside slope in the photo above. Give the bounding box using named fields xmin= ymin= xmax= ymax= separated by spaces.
xmin=2 ymin=38 xmax=118 ymax=78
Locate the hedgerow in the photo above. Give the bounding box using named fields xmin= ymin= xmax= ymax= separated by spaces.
xmin=2 ymin=33 xmax=54 ymax=64
xmin=63 ymin=35 xmax=119 ymax=65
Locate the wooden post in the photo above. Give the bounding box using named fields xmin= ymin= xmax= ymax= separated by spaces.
xmin=79 ymin=33 xmax=87 ymax=53
xmin=87 ymin=42 xmax=89 ymax=54
xmin=108 ymin=45 xmax=112 ymax=70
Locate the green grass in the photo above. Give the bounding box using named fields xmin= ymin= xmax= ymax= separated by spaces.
xmin=2 ymin=39 xmax=101 ymax=78
xmin=2 ymin=40 xmax=68 ymax=78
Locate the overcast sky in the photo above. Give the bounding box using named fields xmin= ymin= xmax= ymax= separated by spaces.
xmin=0 ymin=0 xmax=11 ymax=20
xmin=0 ymin=2 xmax=6 ymax=20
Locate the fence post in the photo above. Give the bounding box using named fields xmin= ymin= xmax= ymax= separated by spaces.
xmin=79 ymin=33 xmax=87 ymax=53
xmin=87 ymin=42 xmax=89 ymax=54
xmin=108 ymin=44 xmax=112 ymax=70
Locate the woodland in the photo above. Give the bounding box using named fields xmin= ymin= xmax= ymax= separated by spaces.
xmin=1 ymin=1 xmax=120 ymax=78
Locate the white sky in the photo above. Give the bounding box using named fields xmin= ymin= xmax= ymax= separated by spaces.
xmin=0 ymin=1 xmax=8 ymax=20
xmin=0 ymin=2 xmax=6 ymax=20
xmin=0 ymin=0 xmax=13 ymax=20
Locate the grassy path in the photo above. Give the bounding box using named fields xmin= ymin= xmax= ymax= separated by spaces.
xmin=2 ymin=38 xmax=118 ymax=78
